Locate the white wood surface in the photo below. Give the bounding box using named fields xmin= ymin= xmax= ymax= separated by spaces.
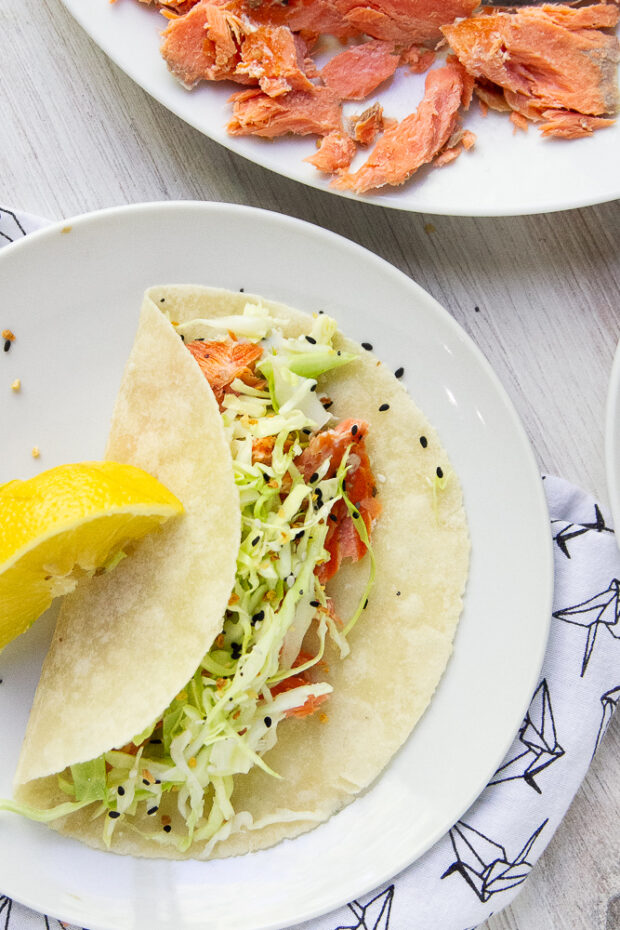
xmin=1 ymin=1 xmax=619 ymax=928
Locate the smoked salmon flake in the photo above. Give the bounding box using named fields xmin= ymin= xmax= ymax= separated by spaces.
xmin=442 ymin=4 xmax=620 ymax=136
xmin=186 ymin=339 xmax=265 ymax=407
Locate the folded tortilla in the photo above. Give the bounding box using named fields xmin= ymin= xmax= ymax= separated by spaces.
xmin=14 ymin=286 xmax=469 ymax=859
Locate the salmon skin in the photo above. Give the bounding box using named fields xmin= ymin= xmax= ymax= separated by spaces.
xmin=442 ymin=4 xmax=620 ymax=137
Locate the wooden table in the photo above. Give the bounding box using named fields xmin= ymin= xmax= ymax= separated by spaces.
xmin=2 ymin=2 xmax=619 ymax=927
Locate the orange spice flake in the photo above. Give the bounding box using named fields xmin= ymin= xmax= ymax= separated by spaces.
xmin=188 ymin=757 xmax=197 ymax=768
xmin=228 ymin=592 xmax=240 ymax=605
xmin=142 ymin=769 xmax=156 ymax=784
xmin=161 ymin=814 xmax=172 ymax=826
xmin=2 ymin=330 xmax=15 ymax=342
xmin=216 ymin=677 xmax=227 ymax=690
xmin=319 ymin=713 xmax=329 ymax=723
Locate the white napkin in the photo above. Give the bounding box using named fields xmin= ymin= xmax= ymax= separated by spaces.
xmin=1 ymin=208 xmax=619 ymax=930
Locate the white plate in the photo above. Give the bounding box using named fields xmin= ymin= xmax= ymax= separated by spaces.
xmin=59 ymin=0 xmax=619 ymax=216
xmin=0 ymin=202 xmax=553 ymax=929
xmin=605 ymin=337 xmax=620 ymax=535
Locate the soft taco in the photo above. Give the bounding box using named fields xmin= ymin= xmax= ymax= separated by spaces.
xmin=5 ymin=286 xmax=469 ymax=859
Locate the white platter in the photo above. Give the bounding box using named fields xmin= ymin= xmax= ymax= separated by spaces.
xmin=605 ymin=337 xmax=620 ymax=537
xmin=58 ymin=0 xmax=620 ymax=216
xmin=0 ymin=201 xmax=553 ymax=929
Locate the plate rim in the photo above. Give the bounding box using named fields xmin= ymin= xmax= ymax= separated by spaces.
xmin=605 ymin=335 xmax=620 ymax=535
xmin=0 ymin=200 xmax=554 ymax=929
xmin=57 ymin=0 xmax=620 ymax=218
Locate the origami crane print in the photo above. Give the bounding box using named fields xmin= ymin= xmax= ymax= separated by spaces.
xmin=490 ymin=679 xmax=564 ymax=793
xmin=594 ymin=685 xmax=620 ymax=756
xmin=0 ymin=208 xmax=26 ymax=245
xmin=334 ymin=886 xmax=394 ymax=930
xmin=441 ymin=819 xmax=547 ymax=903
xmin=552 ymin=505 xmax=612 ymax=559
xmin=553 ymin=578 xmax=620 ymax=676
xmin=0 ymin=897 xmax=11 ymax=930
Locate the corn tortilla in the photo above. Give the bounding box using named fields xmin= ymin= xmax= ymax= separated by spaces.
xmin=14 ymin=286 xmax=469 ymax=858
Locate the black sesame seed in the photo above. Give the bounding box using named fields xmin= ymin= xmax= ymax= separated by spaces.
xmin=251 ymin=610 xmax=265 ymax=625
xmin=436 ymin=466 xmax=444 ymax=479
xmin=150 ymin=738 xmax=162 ymax=745
xmin=163 ymin=824 xmax=172 ymax=833
xmin=264 ymin=716 xmax=272 ymax=728
xmin=180 ymin=334 xmax=185 ymax=342
xmin=302 ymin=428 xmax=312 ymax=435
xmin=3 ymin=340 xmax=11 ymax=353
xmin=309 ymin=472 xmax=319 ymax=483
xmin=251 ymin=536 xmax=260 ymax=546
xmin=108 ymin=810 xmax=121 ymax=819
xmin=379 ymin=403 xmax=390 ymax=412
xmin=294 ymin=529 xmax=305 ymax=540
xmin=474 ymin=305 xmax=480 ymax=313
xmin=231 ymin=642 xmax=242 ymax=660
xmin=147 ymin=806 xmax=159 ymax=815
xmin=159 ymin=298 xmax=165 ymax=303
xmin=351 ymin=424 xmax=358 ymax=435
xmin=363 ymin=599 xmax=369 ymax=610
xmin=299 ymin=589 xmax=304 ymax=596
xmin=395 ymin=367 xmax=404 ymax=379
xmin=143 ymin=779 xmax=151 ymax=786
xmin=337 ymin=350 xmax=342 ymax=356
xmin=310 ymin=384 xmax=317 ymax=392
xmin=240 ymin=287 xmax=245 ymax=293
xmin=318 ymin=310 xmax=324 ymax=314
xmin=310 ymin=600 xmax=320 ymax=607
xmin=117 ymin=786 xmax=125 ymax=796
xmin=396 ymin=591 xmax=401 ymax=596
xmin=362 ymin=342 xmax=373 ymax=351
xmin=419 ymin=436 xmax=428 ymax=448
xmin=305 ymin=336 xmax=317 ymax=344
xmin=352 ymin=511 xmax=360 ymax=519
xmin=329 ymin=513 xmax=338 ymax=522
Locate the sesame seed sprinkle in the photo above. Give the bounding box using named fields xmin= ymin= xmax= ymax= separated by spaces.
xmin=117 ymin=786 xmax=125 ymax=796
xmin=163 ymin=824 xmax=172 ymax=833
xmin=379 ymin=403 xmax=390 ymax=412
xmin=351 ymin=424 xmax=358 ymax=435
xmin=310 ymin=600 xmax=320 ymax=607
xmin=436 ymin=466 xmax=444 ymax=479
xmin=147 ymin=806 xmax=159 ymax=815
xmin=251 ymin=536 xmax=260 ymax=546
xmin=395 ymin=367 xmax=404 ymax=378
xmin=419 ymin=436 xmax=428 ymax=448
xmin=3 ymin=340 xmax=11 ymax=353
xmin=305 ymin=335 xmax=317 ymax=344
xmin=309 ymin=472 xmax=319 ymax=483
xmin=362 ymin=342 xmax=373 ymax=351
xmin=108 ymin=810 xmax=121 ymax=819
xmin=264 ymin=716 xmax=272 ymax=728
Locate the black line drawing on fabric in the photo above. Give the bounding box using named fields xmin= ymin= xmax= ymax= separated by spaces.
xmin=334 ymin=886 xmax=394 ymax=930
xmin=594 ymin=685 xmax=620 ymax=757
xmin=0 ymin=897 xmax=12 ymax=930
xmin=0 ymin=208 xmax=26 ymax=245
xmin=441 ymin=819 xmax=548 ymax=903
xmin=551 ymin=505 xmax=613 ymax=559
xmin=490 ymin=679 xmax=564 ymax=793
xmin=553 ymin=579 xmax=620 ymax=676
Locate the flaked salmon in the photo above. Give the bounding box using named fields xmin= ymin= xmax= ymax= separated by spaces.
xmin=320 ymin=40 xmax=400 ymax=100
xmin=332 ymin=0 xmax=479 ymax=44
xmin=347 ymin=102 xmax=386 ymax=145
xmin=186 ymin=339 xmax=265 ymax=407
xmin=442 ymin=4 xmax=620 ymax=135
xmin=161 ymin=1 xmax=314 ymax=95
xmin=228 ymin=85 xmax=342 ymax=137
xmin=304 ymin=129 xmax=357 ymax=172
xmin=332 ymin=61 xmax=470 ymax=193
xmin=295 ymin=418 xmax=381 ymax=584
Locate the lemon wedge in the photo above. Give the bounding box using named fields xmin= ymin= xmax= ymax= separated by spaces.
xmin=0 ymin=462 xmax=184 ymax=650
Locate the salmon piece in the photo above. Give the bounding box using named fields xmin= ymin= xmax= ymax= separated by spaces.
xmin=162 ymin=1 xmax=313 ymax=95
xmin=347 ymin=102 xmax=385 ymax=145
xmin=475 ymin=83 xmax=512 ymax=114
xmin=295 ymin=419 xmax=381 ymax=584
xmin=403 ymin=45 xmax=436 ymax=74
xmin=539 ymin=109 xmax=616 ymax=138
xmin=332 ymin=0 xmax=479 ymax=44
xmin=161 ymin=0 xmax=244 ymax=87
xmin=320 ymin=40 xmax=400 ymax=101
xmin=434 ymin=127 xmax=476 ymax=165
xmin=510 ymin=111 xmax=530 ymax=133
xmin=304 ymin=130 xmax=357 ymax=172
xmin=235 ymin=26 xmax=315 ymax=96
xmin=228 ymin=85 xmax=342 ymax=137
xmin=442 ymin=5 xmax=620 ymax=120
xmin=186 ymin=340 xmax=264 ymax=407
xmin=332 ymin=61 xmax=469 ymax=193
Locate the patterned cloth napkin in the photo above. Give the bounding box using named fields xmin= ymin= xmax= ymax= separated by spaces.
xmin=1 ymin=207 xmax=619 ymax=930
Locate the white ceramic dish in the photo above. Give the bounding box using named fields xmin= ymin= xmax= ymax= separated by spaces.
xmin=58 ymin=0 xmax=620 ymax=216
xmin=605 ymin=337 xmax=620 ymax=535
xmin=0 ymin=202 xmax=553 ymax=929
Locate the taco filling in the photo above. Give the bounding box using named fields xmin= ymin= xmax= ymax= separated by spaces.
xmin=6 ymin=304 xmax=382 ymax=854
